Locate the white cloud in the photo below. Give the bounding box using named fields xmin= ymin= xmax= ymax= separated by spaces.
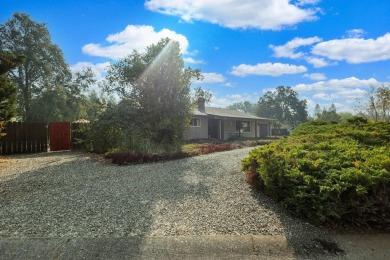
xmin=209 ymin=92 xmax=259 ymax=107
xmin=312 ymin=93 xmax=333 ymax=101
xmin=303 ymin=73 xmax=326 ymax=81
xmin=198 ymin=72 xmax=226 ymax=83
xmin=223 ymin=82 xmax=236 ymax=88
xmin=82 ymin=25 xmax=189 ymax=59
xmin=270 ymin=36 xmax=322 ymax=59
xmin=312 ymin=33 xmax=390 ymax=63
xmin=294 ymin=77 xmax=379 ymax=93
xmin=345 ymin=29 xmax=366 ymax=38
xmin=312 ymin=89 xmax=367 ymax=101
xmin=293 ymin=77 xmax=383 ymax=113
xmin=295 ymin=0 xmax=320 ymax=5
xmin=270 ymin=37 xmax=335 ymax=68
xmin=304 ymin=56 xmax=332 ymax=68
xmin=70 ymin=61 xmax=110 ymax=79
xmin=145 ymin=0 xmax=319 ymax=30
xmin=183 ymin=57 xmax=204 ymax=64
xmin=231 ymin=62 xmax=307 ymax=77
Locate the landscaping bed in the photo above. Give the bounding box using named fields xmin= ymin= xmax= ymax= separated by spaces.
xmin=105 ymin=138 xmax=277 ymax=165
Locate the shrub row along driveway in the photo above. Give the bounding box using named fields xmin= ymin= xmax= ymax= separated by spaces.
xmin=0 ymin=148 xmax=319 ymax=239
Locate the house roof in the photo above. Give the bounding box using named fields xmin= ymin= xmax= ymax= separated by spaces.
xmin=193 ymin=107 xmax=275 ymax=121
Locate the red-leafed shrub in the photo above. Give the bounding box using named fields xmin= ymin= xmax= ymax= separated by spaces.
xmin=106 ymin=151 xmax=190 ymax=165
xmin=198 ymin=143 xmax=232 ymax=154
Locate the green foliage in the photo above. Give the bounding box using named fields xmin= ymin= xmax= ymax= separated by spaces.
xmin=193 ymin=87 xmax=212 ymax=103
xmin=0 ymin=13 xmax=73 ymax=121
xmin=27 ymin=68 xmax=97 ymax=122
xmin=0 ymin=52 xmax=24 ymax=121
xmin=86 ymin=102 xmax=133 ymax=153
xmin=0 ymin=74 xmax=17 ymax=121
xmin=0 ymin=121 xmax=5 ymax=138
xmin=356 ymin=84 xmax=390 ymax=122
xmin=242 ymin=120 xmax=390 ymax=229
xmin=314 ymin=103 xmax=342 ymax=122
xmin=256 ymin=86 xmax=308 ymax=127
xmin=103 ymin=38 xmax=201 ymax=153
xmin=227 ymin=101 xmax=256 ymax=115
xmin=71 ymin=120 xmax=90 ymax=150
xmin=0 ymin=52 xmax=24 ymax=74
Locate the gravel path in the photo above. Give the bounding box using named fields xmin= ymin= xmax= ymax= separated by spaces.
xmin=0 ymin=148 xmax=320 ymax=239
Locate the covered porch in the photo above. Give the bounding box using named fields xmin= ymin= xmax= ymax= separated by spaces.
xmin=207 ymin=117 xmax=272 ymax=140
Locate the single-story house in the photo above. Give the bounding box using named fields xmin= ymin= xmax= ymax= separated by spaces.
xmin=184 ymin=99 xmax=276 ymax=140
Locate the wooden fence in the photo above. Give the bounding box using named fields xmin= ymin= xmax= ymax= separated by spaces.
xmin=0 ymin=122 xmax=89 ymax=155
xmin=0 ymin=122 xmax=48 ymax=154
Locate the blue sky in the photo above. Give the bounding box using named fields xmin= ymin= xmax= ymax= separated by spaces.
xmin=1 ymin=0 xmax=390 ymax=114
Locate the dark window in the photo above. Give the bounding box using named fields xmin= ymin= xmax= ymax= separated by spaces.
xmin=236 ymin=120 xmax=250 ymax=133
xmin=190 ymin=118 xmax=201 ymax=127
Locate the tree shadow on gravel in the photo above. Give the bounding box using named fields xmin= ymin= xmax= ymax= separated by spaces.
xmin=249 ymin=187 xmax=345 ymax=259
xmin=0 ymin=152 xmax=219 ymax=258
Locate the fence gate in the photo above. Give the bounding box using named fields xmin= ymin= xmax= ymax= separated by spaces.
xmin=49 ymin=122 xmax=71 ymax=151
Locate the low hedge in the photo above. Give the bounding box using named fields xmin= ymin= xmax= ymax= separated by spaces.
xmin=107 ymin=143 xmax=234 ymax=165
xmin=242 ymin=119 xmax=390 ymax=229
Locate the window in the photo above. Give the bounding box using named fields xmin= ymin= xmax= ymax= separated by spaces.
xmin=236 ymin=120 xmax=250 ymax=133
xmin=190 ymin=118 xmax=201 ymax=127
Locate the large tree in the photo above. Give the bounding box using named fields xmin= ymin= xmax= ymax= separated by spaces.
xmin=0 ymin=13 xmax=71 ymax=121
xmin=104 ymin=38 xmax=201 ymax=152
xmin=27 ymin=67 xmax=97 ymax=122
xmin=227 ymin=101 xmax=256 ymax=114
xmin=256 ymin=86 xmax=308 ymax=127
xmin=356 ymin=85 xmax=390 ymax=122
xmin=0 ymin=52 xmax=24 ymax=120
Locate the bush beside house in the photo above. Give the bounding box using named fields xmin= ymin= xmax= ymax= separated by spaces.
xmin=242 ymin=118 xmax=390 ymax=229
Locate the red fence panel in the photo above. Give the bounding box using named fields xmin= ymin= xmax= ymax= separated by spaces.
xmin=49 ymin=122 xmax=71 ymax=151
xmin=0 ymin=122 xmax=48 ymax=154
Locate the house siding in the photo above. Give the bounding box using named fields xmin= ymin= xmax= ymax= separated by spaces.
xmin=184 ymin=116 xmax=208 ymax=140
xmin=223 ymin=119 xmax=261 ymax=140
xmin=185 ymin=104 xmax=274 ymax=141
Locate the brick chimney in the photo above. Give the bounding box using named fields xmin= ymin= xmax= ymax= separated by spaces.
xmin=197 ymin=98 xmax=206 ymax=113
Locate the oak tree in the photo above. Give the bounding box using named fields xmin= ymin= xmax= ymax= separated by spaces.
xmin=256 ymin=86 xmax=308 ymax=127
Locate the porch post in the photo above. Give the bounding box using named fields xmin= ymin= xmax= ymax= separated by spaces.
xmin=255 ymin=120 xmax=257 ymax=138
xmin=238 ymin=120 xmax=241 ymax=138
xmin=220 ymin=120 xmax=224 ymax=140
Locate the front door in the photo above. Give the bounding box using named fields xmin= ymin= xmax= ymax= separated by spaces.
xmin=259 ymin=124 xmax=268 ymax=138
xmin=208 ymin=119 xmax=219 ymax=139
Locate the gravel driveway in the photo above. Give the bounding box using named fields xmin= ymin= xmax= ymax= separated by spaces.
xmin=0 ymin=148 xmax=320 ymax=239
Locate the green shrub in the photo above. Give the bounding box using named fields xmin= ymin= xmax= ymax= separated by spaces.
xmin=0 ymin=121 xmax=5 ymax=138
xmin=86 ymin=105 xmax=129 ymax=153
xmin=242 ymin=120 xmax=390 ymax=229
xmin=71 ymin=120 xmax=90 ymax=150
